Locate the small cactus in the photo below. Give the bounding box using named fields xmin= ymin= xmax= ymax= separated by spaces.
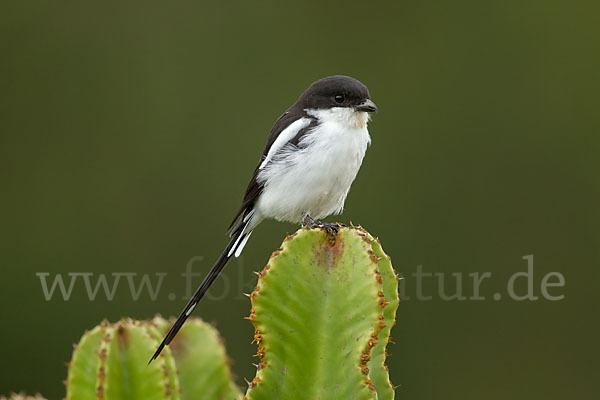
xmin=244 ymin=225 xmax=399 ymax=400
xmin=0 ymin=394 xmax=46 ymax=400
xmin=65 ymin=317 xmax=242 ymax=400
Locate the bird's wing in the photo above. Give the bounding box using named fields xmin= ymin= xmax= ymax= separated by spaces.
xmin=227 ymin=108 xmax=316 ymax=233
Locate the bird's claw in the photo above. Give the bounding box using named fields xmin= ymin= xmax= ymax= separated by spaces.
xmin=322 ymin=222 xmax=339 ymax=235
xmin=303 ymin=215 xmax=343 ymax=235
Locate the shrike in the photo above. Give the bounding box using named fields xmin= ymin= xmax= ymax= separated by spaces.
xmin=150 ymin=75 xmax=377 ymax=362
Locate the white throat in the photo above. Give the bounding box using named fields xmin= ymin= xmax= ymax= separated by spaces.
xmin=306 ymin=107 xmax=371 ymax=130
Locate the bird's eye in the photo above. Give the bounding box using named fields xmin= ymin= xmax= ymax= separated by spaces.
xmin=334 ymin=94 xmax=345 ymax=103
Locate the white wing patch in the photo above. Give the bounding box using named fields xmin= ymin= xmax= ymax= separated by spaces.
xmin=259 ymin=117 xmax=312 ymax=169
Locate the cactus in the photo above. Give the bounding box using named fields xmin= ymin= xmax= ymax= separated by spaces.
xmin=12 ymin=225 xmax=399 ymax=400
xmin=65 ymin=317 xmax=242 ymax=400
xmin=245 ymin=225 xmax=399 ymax=400
xmin=0 ymin=394 xmax=46 ymax=400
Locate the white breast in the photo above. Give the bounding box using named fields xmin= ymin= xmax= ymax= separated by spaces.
xmin=254 ymin=108 xmax=371 ymax=224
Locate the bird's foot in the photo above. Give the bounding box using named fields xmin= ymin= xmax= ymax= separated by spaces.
xmin=303 ymin=215 xmax=342 ymax=235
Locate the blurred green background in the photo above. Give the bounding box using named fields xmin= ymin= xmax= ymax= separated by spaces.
xmin=1 ymin=0 xmax=598 ymax=398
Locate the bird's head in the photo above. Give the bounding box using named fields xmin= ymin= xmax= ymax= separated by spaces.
xmin=295 ymin=75 xmax=377 ymax=129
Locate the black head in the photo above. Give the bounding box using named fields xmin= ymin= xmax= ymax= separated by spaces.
xmin=294 ymin=75 xmax=377 ymax=113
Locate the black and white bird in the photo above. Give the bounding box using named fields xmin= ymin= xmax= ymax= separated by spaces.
xmin=150 ymin=75 xmax=377 ymax=362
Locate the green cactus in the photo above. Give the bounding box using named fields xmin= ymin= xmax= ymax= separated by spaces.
xmin=65 ymin=317 xmax=242 ymax=400
xmin=245 ymin=225 xmax=399 ymax=400
xmin=56 ymin=226 xmax=398 ymax=400
xmin=0 ymin=394 xmax=46 ymax=400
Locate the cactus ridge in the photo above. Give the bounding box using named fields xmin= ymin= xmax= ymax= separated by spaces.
xmin=245 ymin=226 xmax=399 ymax=400
xmin=360 ymin=228 xmax=400 ymax=399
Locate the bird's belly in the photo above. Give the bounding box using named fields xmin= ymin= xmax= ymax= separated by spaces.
xmin=256 ymin=124 xmax=370 ymax=223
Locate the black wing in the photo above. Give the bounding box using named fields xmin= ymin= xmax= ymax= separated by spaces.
xmin=227 ymin=107 xmax=315 ymax=233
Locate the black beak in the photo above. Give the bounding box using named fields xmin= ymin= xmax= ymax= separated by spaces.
xmin=355 ymin=99 xmax=378 ymax=113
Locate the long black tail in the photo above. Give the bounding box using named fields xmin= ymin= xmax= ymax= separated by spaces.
xmin=149 ymin=224 xmax=250 ymax=363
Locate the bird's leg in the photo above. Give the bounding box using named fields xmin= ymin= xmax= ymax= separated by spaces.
xmin=303 ymin=214 xmax=340 ymax=235
xmin=303 ymin=214 xmax=319 ymax=228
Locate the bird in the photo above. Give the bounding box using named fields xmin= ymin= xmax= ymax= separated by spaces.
xmin=149 ymin=75 xmax=378 ymax=363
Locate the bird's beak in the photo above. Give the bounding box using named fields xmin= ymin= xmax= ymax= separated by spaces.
xmin=355 ymin=99 xmax=378 ymax=113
